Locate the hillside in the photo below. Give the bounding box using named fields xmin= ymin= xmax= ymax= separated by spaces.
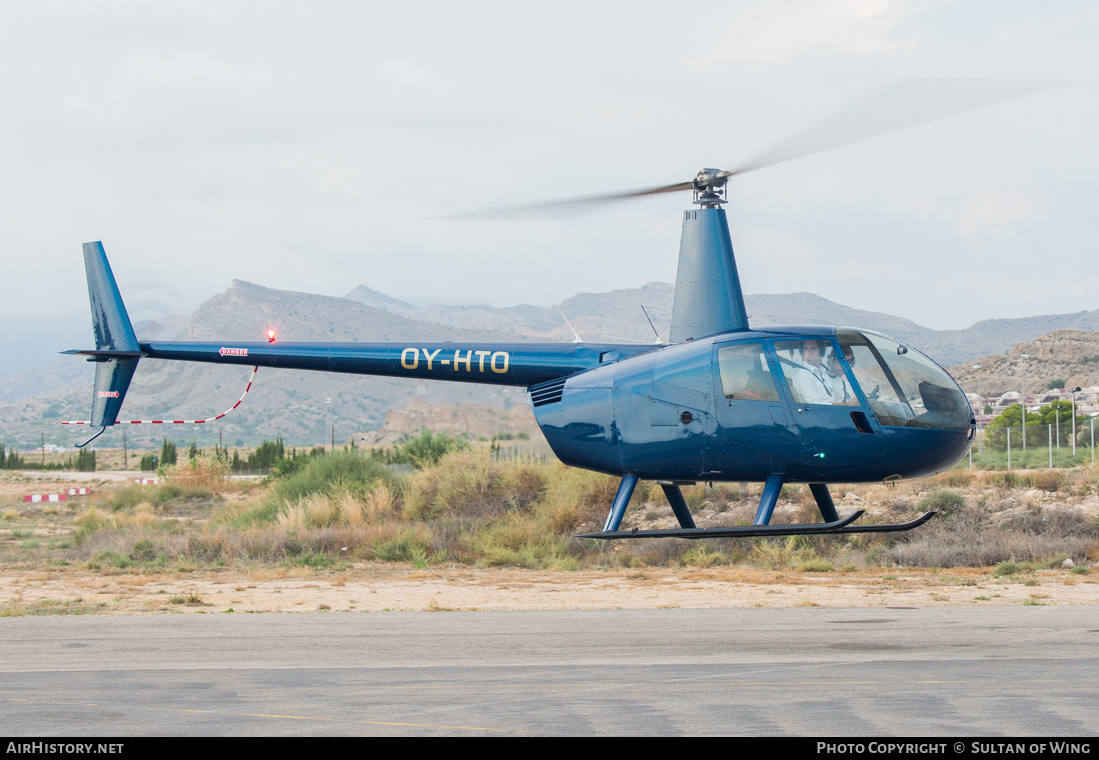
xmin=0 ymin=281 xmax=528 ymax=448
xmin=948 ymin=330 xmax=1099 ymax=397
xmin=346 ymin=283 xmax=1099 ymax=367
xmin=5 ymin=275 xmax=1098 ymax=450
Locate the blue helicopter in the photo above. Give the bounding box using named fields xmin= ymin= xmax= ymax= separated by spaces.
xmin=67 ymin=82 xmax=1035 ymax=541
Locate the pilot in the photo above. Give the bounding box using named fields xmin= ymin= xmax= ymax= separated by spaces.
xmin=793 ymin=340 xmax=859 ymax=406
xmin=792 ymin=340 xmax=837 ymax=405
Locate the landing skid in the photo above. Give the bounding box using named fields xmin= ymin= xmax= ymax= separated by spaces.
xmin=577 ymin=510 xmax=936 ymax=540
xmin=834 ymin=510 xmax=937 ymax=534
xmin=588 ymin=474 xmax=937 ymax=540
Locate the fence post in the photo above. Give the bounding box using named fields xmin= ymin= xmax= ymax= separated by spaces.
xmin=1049 ymin=424 xmax=1053 ymax=469
xmin=1007 ymin=427 xmax=1011 ymax=470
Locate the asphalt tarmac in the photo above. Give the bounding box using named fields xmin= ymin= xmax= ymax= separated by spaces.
xmin=2 ymin=607 xmax=1097 ymax=736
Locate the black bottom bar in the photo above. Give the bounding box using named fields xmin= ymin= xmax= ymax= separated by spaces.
xmin=835 ymin=510 xmax=936 ymax=533
xmin=576 ymin=510 xmax=937 ymax=540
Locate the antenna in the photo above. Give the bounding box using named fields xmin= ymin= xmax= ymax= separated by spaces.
xmin=547 ymin=290 xmax=583 ymax=343
xmin=640 ymin=305 xmax=663 ymax=344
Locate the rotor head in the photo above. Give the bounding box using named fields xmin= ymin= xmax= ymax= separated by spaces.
xmin=692 ymin=168 xmax=729 ymax=208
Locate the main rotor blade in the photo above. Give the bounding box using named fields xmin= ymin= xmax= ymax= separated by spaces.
xmin=722 ymin=77 xmax=1063 ymax=179
xmin=454 ymin=77 xmax=1063 ymax=219
xmin=450 ymin=180 xmax=695 ymax=220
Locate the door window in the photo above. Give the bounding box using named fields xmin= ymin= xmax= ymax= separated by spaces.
xmin=773 ymin=339 xmax=858 ymax=406
xmin=716 ymin=342 xmax=779 ymax=402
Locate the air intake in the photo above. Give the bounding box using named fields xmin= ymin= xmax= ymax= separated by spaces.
xmin=529 ymin=377 xmax=567 ymax=407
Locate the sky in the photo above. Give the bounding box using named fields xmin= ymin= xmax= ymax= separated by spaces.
xmin=1 ymin=1 xmax=1096 ymax=372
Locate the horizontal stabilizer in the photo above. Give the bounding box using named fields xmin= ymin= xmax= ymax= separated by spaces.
xmin=62 ymin=349 xmax=146 ymax=360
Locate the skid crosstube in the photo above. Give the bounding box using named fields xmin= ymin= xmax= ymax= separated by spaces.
xmin=577 ymin=510 xmax=937 ymax=540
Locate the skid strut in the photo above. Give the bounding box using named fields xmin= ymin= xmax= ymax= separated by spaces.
xmin=754 ymin=475 xmax=784 ymax=525
xmin=661 ymin=484 xmax=696 ymax=529
xmin=810 ymin=483 xmax=840 ymax=523
xmin=602 ymin=474 xmax=639 ymax=532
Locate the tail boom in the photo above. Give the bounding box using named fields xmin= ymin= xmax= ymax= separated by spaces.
xmin=138 ymin=341 xmax=654 ymax=387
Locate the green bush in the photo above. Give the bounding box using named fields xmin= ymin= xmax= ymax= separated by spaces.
xmin=994 ymin=560 xmax=1034 ymax=577
xmin=917 ymin=489 xmax=967 ymax=517
xmin=373 ymin=530 xmax=431 ymax=564
xmin=381 ymin=430 xmax=471 ymax=468
xmin=267 ymin=450 xmax=399 ymax=511
xmin=129 ymin=539 xmax=160 ymax=563
xmin=403 ymin=450 xmax=546 ymax=521
xmin=92 ymin=550 xmax=131 ymax=569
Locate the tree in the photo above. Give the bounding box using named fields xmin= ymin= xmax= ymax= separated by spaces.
xmin=247 ymin=437 xmax=285 ymax=471
xmin=75 ymin=449 xmax=96 ymax=472
xmin=389 ymin=430 xmax=470 ymax=467
xmin=160 ymin=438 xmax=177 ymax=466
xmin=2 ymin=445 xmax=24 ymax=469
xmin=1035 ymin=400 xmax=1081 ymax=426
xmin=985 ymin=405 xmax=1040 ymax=451
xmin=985 ymin=402 xmax=1087 ymax=451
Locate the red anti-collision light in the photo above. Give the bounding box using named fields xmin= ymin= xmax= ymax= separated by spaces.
xmin=267 ymin=329 xmax=276 ymax=343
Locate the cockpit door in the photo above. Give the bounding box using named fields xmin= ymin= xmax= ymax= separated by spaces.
xmin=707 ymin=340 xmax=805 ymax=479
xmin=770 ymin=337 xmax=881 ymax=477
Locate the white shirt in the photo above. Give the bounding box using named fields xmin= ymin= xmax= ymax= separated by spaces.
xmin=792 ymin=364 xmax=837 ymax=405
xmin=829 ymin=365 xmax=855 ymax=404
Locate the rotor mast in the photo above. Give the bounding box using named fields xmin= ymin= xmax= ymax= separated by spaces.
xmin=667 ymin=169 xmax=749 ymax=343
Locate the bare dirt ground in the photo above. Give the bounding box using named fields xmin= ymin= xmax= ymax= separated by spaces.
xmin=3 ymin=563 xmax=1096 ymax=615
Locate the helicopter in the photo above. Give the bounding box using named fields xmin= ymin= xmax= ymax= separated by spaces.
xmin=64 ymin=81 xmax=1053 ymax=540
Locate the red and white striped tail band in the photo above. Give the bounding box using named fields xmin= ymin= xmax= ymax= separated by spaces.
xmin=61 ymin=367 xmax=258 ymax=426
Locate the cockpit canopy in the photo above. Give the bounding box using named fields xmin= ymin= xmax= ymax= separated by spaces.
xmin=716 ymin=328 xmax=971 ymax=432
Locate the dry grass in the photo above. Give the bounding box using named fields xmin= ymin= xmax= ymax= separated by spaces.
xmin=165 ymin=457 xmax=231 ymax=489
xmin=5 ymin=453 xmax=1099 ymax=575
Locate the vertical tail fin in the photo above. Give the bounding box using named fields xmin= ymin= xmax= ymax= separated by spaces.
xmin=82 ymin=241 xmax=140 ymax=430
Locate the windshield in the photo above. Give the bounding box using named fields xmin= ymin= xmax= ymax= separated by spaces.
xmin=837 ymin=329 xmax=971 ymax=431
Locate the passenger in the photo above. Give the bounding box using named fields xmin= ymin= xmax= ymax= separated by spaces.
xmin=826 ymin=345 xmax=859 ymax=406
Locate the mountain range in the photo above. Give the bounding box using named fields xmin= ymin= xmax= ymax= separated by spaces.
xmin=3 ymin=279 xmax=1097 ymax=447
